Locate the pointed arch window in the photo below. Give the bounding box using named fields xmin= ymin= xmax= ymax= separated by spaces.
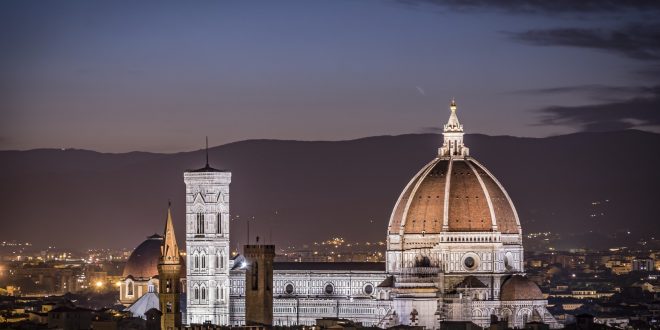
xmin=194 ymin=286 xmax=199 ymax=300
xmin=201 ymin=254 xmax=206 ymax=269
xmin=127 ymin=281 xmax=134 ymax=296
xmin=194 ymin=253 xmax=199 ymax=269
xmin=216 ymin=213 xmax=222 ymax=234
xmin=201 ymin=286 xmax=206 ymax=300
xmin=215 ymin=286 xmax=219 ymax=301
xmin=196 ymin=213 xmax=204 ymax=234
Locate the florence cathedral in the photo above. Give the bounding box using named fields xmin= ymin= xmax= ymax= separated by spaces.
xmin=119 ymin=101 xmax=559 ymax=329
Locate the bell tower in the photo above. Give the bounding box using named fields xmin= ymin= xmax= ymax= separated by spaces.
xmin=184 ymin=139 xmax=232 ymax=325
xmin=158 ymin=204 xmax=182 ymax=330
xmin=244 ymin=242 xmax=275 ymax=327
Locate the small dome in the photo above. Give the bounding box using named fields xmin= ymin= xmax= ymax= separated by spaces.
xmin=500 ymin=275 xmax=544 ymax=300
xmin=123 ymin=234 xmax=163 ymax=279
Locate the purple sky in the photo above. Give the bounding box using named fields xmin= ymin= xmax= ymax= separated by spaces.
xmin=2 ymin=0 xmax=659 ymax=152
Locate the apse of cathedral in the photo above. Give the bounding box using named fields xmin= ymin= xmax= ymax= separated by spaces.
xmin=119 ymin=101 xmax=559 ymax=329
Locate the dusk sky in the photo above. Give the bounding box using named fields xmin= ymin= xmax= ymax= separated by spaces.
xmin=2 ymin=0 xmax=659 ymax=152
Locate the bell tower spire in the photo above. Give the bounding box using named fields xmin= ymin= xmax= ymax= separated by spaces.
xmin=161 ymin=203 xmax=180 ymax=264
xmin=159 ymin=202 xmax=182 ymax=330
xmin=439 ymin=99 xmax=469 ymax=158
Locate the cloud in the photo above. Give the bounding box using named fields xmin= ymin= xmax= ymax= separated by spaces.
xmin=536 ymin=87 xmax=660 ymax=132
xmin=506 ymin=23 xmax=660 ymax=61
xmin=418 ymin=126 xmax=443 ymax=134
xmin=395 ymin=0 xmax=660 ymax=14
xmin=512 ymin=84 xmax=660 ymax=102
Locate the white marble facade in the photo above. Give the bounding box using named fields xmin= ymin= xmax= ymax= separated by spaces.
xmin=177 ymin=101 xmax=558 ymax=329
xmin=184 ymin=169 xmax=231 ymax=325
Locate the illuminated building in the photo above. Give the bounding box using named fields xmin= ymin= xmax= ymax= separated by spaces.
xmin=123 ymin=101 xmax=558 ymax=328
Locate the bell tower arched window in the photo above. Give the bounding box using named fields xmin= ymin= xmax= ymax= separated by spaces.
xmin=196 ymin=213 xmax=204 ymax=234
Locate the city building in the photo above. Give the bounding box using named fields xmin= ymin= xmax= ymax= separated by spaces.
xmin=121 ymin=101 xmax=559 ymax=329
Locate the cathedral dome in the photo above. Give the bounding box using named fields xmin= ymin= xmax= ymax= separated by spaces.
xmin=122 ymin=234 xmax=163 ymax=279
xmin=500 ymin=275 xmax=544 ymax=300
xmin=388 ymin=102 xmax=520 ymax=237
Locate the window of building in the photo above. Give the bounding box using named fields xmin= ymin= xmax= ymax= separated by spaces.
xmin=166 ymin=302 xmax=172 ymax=313
xmin=194 ymin=254 xmax=199 ymax=269
xmin=201 ymin=287 xmax=206 ymax=300
xmin=464 ymin=256 xmax=477 ymax=270
xmin=196 ymin=213 xmax=204 ymax=234
xmin=364 ymin=284 xmax=374 ymax=295
xmin=325 ymin=283 xmax=334 ymax=294
xmin=127 ymin=281 xmax=134 ymax=296
xmin=251 ymin=262 xmax=259 ymax=290
xmin=166 ymin=279 xmax=171 ymax=293
xmin=285 ymin=283 xmax=294 ymax=294
xmin=215 ymin=286 xmax=219 ymax=301
xmin=201 ymin=254 xmax=206 ymax=269
xmin=216 ymin=213 xmax=221 ymax=234
xmin=194 ymin=287 xmax=199 ymax=300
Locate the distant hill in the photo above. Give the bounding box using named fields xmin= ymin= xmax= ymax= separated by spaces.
xmin=1 ymin=130 xmax=659 ymax=251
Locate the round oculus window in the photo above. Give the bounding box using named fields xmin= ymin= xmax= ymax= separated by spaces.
xmin=464 ymin=256 xmax=476 ymax=269
xmin=285 ymin=284 xmax=294 ymax=294
xmin=324 ymin=284 xmax=334 ymax=294
xmin=364 ymin=284 xmax=374 ymax=295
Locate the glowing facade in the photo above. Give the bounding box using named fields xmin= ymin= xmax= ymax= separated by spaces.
xmin=184 ymin=162 xmax=232 ymax=325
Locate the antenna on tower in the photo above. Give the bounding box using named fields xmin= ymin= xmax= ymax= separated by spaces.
xmin=205 ymin=136 xmax=209 ymax=167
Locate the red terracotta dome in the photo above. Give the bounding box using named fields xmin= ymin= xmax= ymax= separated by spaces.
xmin=388 ymin=157 xmax=520 ymax=235
xmin=122 ymin=234 xmax=162 ymax=279
xmin=500 ymin=275 xmax=544 ymax=300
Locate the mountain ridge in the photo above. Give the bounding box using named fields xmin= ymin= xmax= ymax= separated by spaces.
xmin=1 ymin=130 xmax=658 ymax=251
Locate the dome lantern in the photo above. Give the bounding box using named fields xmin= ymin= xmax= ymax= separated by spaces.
xmin=439 ymin=99 xmax=469 ymax=158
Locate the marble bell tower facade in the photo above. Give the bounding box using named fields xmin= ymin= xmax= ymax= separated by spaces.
xmin=184 ymin=159 xmax=232 ymax=325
